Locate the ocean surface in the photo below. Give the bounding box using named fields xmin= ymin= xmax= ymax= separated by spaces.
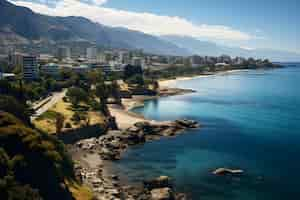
xmin=114 ymin=64 xmax=300 ymax=200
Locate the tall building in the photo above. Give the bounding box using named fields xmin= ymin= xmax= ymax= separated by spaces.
xmin=118 ymin=51 xmax=130 ymax=64
xmin=22 ymin=56 xmax=39 ymax=80
xmin=8 ymin=52 xmax=26 ymax=67
xmin=57 ymin=47 xmax=71 ymax=61
xmin=97 ymin=53 xmax=107 ymax=63
xmin=131 ymin=57 xmax=144 ymax=67
xmin=86 ymin=47 xmax=97 ymax=61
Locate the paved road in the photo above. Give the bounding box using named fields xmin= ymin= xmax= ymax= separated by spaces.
xmin=31 ymin=89 xmax=67 ymax=121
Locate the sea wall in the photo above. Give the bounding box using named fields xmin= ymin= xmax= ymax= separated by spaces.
xmin=55 ymin=124 xmax=105 ymax=144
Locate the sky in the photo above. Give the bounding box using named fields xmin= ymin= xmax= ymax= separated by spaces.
xmin=10 ymin=0 xmax=300 ymax=53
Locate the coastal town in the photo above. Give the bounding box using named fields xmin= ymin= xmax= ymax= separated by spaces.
xmin=0 ymin=44 xmax=280 ymax=200
xmin=1 ymin=0 xmax=299 ymax=199
xmin=1 ymin=46 xmax=275 ymax=82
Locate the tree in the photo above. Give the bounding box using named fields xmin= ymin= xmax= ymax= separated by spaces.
xmin=152 ymin=80 xmax=159 ymax=92
xmin=0 ymin=112 xmax=75 ymax=200
xmin=124 ymin=64 xmax=143 ymax=80
xmin=0 ymin=95 xmax=31 ymax=124
xmin=126 ymin=74 xmax=144 ymax=85
xmin=0 ymin=148 xmax=42 ymax=200
xmin=86 ymin=69 xmax=104 ymax=85
xmin=110 ymin=81 xmax=122 ymax=105
xmin=95 ymin=83 xmax=110 ymax=116
xmin=55 ymin=113 xmax=65 ymax=133
xmin=66 ymin=87 xmax=88 ymax=107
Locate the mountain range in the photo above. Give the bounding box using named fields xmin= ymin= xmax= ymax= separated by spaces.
xmin=0 ymin=0 xmax=299 ymax=62
xmin=162 ymin=35 xmax=300 ymax=62
xmin=0 ymin=0 xmax=189 ymax=56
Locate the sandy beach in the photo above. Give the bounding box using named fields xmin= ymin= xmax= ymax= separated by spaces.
xmin=109 ymin=86 xmax=196 ymax=130
xmin=158 ymin=69 xmax=252 ymax=88
xmin=110 ymin=68 xmax=252 ymax=130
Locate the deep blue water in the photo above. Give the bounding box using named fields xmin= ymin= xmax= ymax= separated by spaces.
xmin=114 ymin=65 xmax=300 ymax=200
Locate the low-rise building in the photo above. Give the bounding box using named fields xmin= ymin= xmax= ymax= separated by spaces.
xmin=215 ymin=62 xmax=230 ymax=67
xmin=0 ymin=72 xmax=16 ymax=80
xmin=101 ymin=65 xmax=113 ymax=74
xmin=41 ymin=63 xmax=59 ymax=77
xmin=38 ymin=54 xmax=55 ymax=63
xmin=131 ymin=57 xmax=144 ymax=68
xmin=60 ymin=64 xmax=90 ymax=73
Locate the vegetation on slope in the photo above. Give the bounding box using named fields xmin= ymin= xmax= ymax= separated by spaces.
xmin=0 ymin=111 xmax=75 ymax=200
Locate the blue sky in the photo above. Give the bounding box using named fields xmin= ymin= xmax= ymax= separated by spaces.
xmin=11 ymin=0 xmax=300 ymax=53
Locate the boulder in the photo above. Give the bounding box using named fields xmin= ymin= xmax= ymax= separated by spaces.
xmin=134 ymin=121 xmax=154 ymax=134
xmin=150 ymin=188 xmax=175 ymax=200
xmin=124 ymin=131 xmax=146 ymax=145
xmin=144 ymin=176 xmax=172 ymax=190
xmin=175 ymin=193 xmax=188 ymax=200
xmin=127 ymin=126 xmax=141 ymax=133
xmin=175 ymin=119 xmax=198 ymax=128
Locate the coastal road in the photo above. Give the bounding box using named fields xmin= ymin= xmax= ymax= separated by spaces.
xmin=31 ymin=89 xmax=67 ymax=121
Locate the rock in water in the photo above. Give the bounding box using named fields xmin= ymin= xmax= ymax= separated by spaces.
xmin=175 ymin=119 xmax=199 ymax=128
xmin=151 ymin=187 xmax=175 ymax=200
xmin=213 ymin=168 xmax=244 ymax=175
xmin=144 ymin=176 xmax=173 ymax=190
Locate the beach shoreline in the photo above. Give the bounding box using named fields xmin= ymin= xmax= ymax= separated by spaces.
xmin=158 ymin=68 xmax=252 ymax=88
xmin=69 ymin=84 xmax=199 ymax=199
xmin=69 ymin=68 xmax=259 ymax=199
xmin=109 ymin=86 xmax=196 ymax=130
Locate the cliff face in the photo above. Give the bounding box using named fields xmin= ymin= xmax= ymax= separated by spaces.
xmin=0 ymin=0 xmax=189 ymax=56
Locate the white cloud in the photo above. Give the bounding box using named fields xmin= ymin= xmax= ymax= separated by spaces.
xmin=240 ymin=46 xmax=256 ymax=51
xmin=10 ymin=0 xmax=253 ymax=41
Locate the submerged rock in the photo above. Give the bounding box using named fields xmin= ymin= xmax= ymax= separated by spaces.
xmin=213 ymin=168 xmax=244 ymax=175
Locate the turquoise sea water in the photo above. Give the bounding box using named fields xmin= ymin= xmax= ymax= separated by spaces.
xmin=114 ymin=64 xmax=300 ymax=200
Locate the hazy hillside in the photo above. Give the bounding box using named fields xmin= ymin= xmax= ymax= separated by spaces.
xmin=163 ymin=35 xmax=300 ymax=62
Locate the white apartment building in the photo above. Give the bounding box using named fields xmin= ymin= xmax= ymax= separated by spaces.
xmin=86 ymin=47 xmax=97 ymax=61
xmin=57 ymin=47 xmax=71 ymax=61
xmin=118 ymin=51 xmax=130 ymax=64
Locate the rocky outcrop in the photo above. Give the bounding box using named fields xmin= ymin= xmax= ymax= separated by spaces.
xmin=143 ymin=176 xmax=188 ymax=200
xmin=144 ymin=176 xmax=173 ymax=190
xmin=151 ymin=188 xmax=175 ymax=200
xmin=81 ymin=120 xmax=198 ymax=160
xmin=74 ymin=119 xmax=199 ymax=161
xmin=72 ymin=119 xmax=198 ymax=199
xmin=174 ymin=119 xmax=198 ymax=129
